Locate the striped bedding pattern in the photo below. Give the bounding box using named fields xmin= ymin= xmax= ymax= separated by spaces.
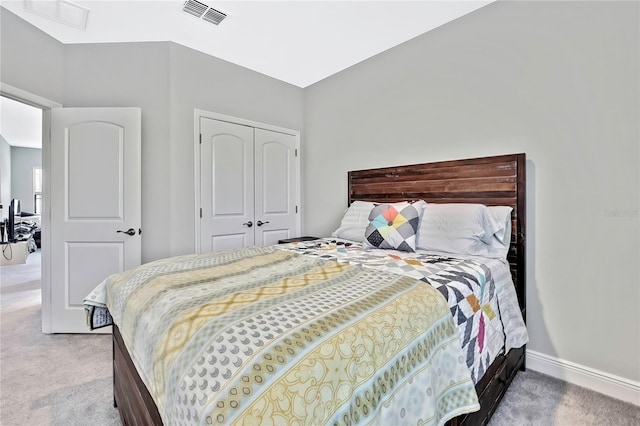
xmin=84 ymin=246 xmax=479 ymax=425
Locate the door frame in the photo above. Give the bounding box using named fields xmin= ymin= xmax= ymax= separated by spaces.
xmin=1 ymin=82 xmax=62 ymax=333
xmin=193 ymin=109 xmax=301 ymax=252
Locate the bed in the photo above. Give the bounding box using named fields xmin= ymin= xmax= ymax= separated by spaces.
xmin=345 ymin=153 xmax=527 ymax=425
xmin=84 ymin=153 xmax=527 ymax=425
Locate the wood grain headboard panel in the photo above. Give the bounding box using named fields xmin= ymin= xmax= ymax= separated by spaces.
xmin=348 ymin=153 xmax=526 ymax=318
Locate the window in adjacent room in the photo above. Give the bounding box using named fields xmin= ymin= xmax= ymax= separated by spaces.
xmin=33 ymin=167 xmax=42 ymax=214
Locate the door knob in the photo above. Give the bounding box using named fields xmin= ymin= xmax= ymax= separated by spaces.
xmin=243 ymin=221 xmax=253 ymax=228
xmin=117 ymin=228 xmax=136 ymax=236
xmin=256 ymin=220 xmax=270 ymax=227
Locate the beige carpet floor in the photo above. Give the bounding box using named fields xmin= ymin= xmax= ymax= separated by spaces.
xmin=1 ymin=251 xmax=638 ymax=425
xmin=0 ymin=251 xmax=119 ymax=425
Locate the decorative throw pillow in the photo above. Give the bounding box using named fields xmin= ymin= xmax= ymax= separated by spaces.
xmin=364 ymin=202 xmax=420 ymax=252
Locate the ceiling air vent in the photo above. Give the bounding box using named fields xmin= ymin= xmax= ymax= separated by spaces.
xmin=182 ymin=0 xmax=226 ymax=25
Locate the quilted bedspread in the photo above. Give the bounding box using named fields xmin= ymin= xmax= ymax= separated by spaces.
xmin=277 ymin=239 xmax=528 ymax=384
xmin=84 ymin=246 xmax=479 ymax=425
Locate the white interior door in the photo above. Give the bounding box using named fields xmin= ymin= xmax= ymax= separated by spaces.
xmin=50 ymin=107 xmax=141 ymax=333
xmin=200 ymin=118 xmax=255 ymax=251
xmin=254 ymin=128 xmax=298 ymax=246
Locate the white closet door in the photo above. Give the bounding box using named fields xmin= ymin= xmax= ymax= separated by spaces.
xmin=254 ymin=128 xmax=298 ymax=246
xmin=200 ymin=118 xmax=255 ymax=251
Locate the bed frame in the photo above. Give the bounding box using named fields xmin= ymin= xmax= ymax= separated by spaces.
xmin=112 ymin=153 xmax=526 ymax=426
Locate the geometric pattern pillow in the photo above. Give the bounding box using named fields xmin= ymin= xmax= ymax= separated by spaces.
xmin=364 ymin=202 xmax=420 ymax=252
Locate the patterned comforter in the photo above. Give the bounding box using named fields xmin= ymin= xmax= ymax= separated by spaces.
xmin=278 ymin=239 xmax=528 ymax=384
xmin=84 ymin=246 xmax=480 ymax=425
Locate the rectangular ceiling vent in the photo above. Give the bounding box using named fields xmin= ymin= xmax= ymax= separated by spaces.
xmin=182 ymin=0 xmax=226 ymax=25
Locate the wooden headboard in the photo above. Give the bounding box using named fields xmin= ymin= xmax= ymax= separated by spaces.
xmin=348 ymin=153 xmax=526 ymax=319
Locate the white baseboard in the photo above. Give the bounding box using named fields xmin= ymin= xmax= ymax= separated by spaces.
xmin=526 ymin=349 xmax=640 ymax=406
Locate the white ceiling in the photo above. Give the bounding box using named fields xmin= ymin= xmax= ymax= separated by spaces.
xmin=1 ymin=0 xmax=494 ymax=88
xmin=0 ymin=96 xmax=43 ymax=149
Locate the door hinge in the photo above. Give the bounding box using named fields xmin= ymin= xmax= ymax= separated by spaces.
xmin=199 ymin=134 xmax=202 ymax=144
xmin=295 ymin=148 xmax=298 ymax=157
xmin=295 ymin=205 xmax=298 ymax=213
xmin=200 ymin=208 xmax=202 ymax=218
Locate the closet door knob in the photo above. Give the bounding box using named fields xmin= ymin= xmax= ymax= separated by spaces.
xmin=256 ymin=221 xmax=269 ymax=227
xmin=243 ymin=221 xmax=253 ymax=228
xmin=117 ymin=228 xmax=136 ymax=236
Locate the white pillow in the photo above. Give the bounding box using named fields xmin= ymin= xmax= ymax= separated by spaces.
xmin=484 ymin=206 xmax=513 ymax=259
xmin=416 ymin=203 xmax=504 ymax=256
xmin=489 ymin=206 xmax=513 ymax=246
xmin=331 ymin=201 xmax=377 ymax=242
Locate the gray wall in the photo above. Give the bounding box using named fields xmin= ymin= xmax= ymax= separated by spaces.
xmin=168 ymin=44 xmax=304 ymax=256
xmin=0 ymin=136 xmax=11 ymax=220
xmin=10 ymin=146 xmax=41 ymax=213
xmin=63 ymin=42 xmax=172 ymax=262
xmin=0 ymin=8 xmax=304 ymax=263
xmin=0 ymin=8 xmax=64 ymax=104
xmin=303 ymin=0 xmax=639 ymax=382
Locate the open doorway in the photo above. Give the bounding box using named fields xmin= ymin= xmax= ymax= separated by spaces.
xmin=0 ymin=83 xmax=61 ymax=333
xmin=0 ymin=95 xmax=43 ymax=312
